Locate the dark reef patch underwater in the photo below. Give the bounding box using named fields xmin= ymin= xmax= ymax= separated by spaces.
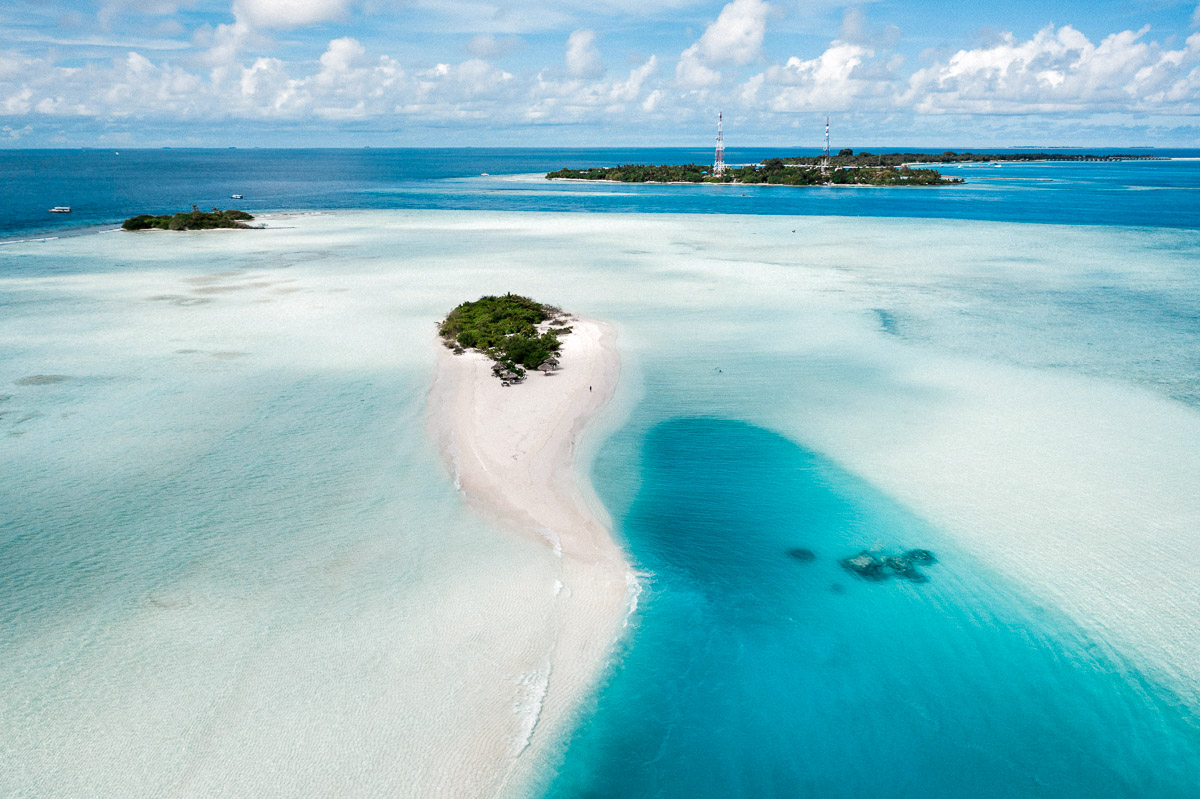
xmin=545 ymin=418 xmax=1200 ymax=798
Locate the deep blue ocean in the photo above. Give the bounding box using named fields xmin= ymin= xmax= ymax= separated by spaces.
xmin=3 ymin=148 xmax=1199 ymax=796
xmin=4 ymin=147 xmax=1200 ymax=240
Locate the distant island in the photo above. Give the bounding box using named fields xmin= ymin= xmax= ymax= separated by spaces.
xmin=122 ymin=207 xmax=255 ymax=231
xmin=547 ymin=148 xmax=1170 ymax=187
xmin=547 ymin=157 xmax=962 ymax=186
xmin=438 ymin=294 xmax=571 ymax=383
xmin=783 ymin=150 xmax=1168 ymax=168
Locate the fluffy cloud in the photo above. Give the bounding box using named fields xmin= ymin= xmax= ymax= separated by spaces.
xmin=694 ymin=0 xmax=769 ymax=64
xmin=3 ymin=8 xmax=1200 ymax=141
xmin=641 ymin=88 xmax=664 ymax=111
xmin=233 ymin=0 xmax=353 ymax=30
xmin=675 ymin=44 xmax=721 ymax=88
xmin=907 ymin=25 xmax=1200 ymax=114
xmin=757 ymin=42 xmax=880 ymax=111
xmin=565 ymin=29 xmax=604 ymax=78
xmin=0 ymin=37 xmax=516 ymax=124
xmin=528 ymin=55 xmax=658 ymax=119
xmin=441 ymin=58 xmax=513 ymax=97
xmin=675 ymin=0 xmax=768 ymax=88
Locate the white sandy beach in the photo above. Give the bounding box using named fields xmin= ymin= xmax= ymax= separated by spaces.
xmin=426 ymin=318 xmax=633 ymax=796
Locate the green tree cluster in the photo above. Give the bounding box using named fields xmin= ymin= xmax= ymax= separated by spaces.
xmin=547 ymin=159 xmax=962 ymax=186
xmin=827 ymin=166 xmax=956 ymax=185
xmin=122 ymin=208 xmax=255 ymax=231
xmin=438 ymin=294 xmax=567 ymax=375
xmin=546 ymin=164 xmax=711 ymax=182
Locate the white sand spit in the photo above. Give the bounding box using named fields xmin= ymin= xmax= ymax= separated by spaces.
xmin=427 ymin=318 xmax=631 ymax=796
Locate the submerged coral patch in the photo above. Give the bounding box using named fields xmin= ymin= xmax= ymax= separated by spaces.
xmin=839 ymin=548 xmax=939 ymax=583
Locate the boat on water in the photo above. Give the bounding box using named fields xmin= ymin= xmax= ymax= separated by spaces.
xmin=49 ymin=206 xmax=71 ymax=213
xmin=231 ymin=194 xmax=243 ymax=199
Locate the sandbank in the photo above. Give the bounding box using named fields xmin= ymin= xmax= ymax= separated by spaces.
xmin=426 ymin=317 xmax=633 ymax=796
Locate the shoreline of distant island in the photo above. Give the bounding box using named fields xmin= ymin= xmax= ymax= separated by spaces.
xmin=546 ymin=150 xmax=1168 ymax=187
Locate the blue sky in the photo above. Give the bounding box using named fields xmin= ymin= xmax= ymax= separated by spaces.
xmin=2 ymin=0 xmax=1199 ymax=147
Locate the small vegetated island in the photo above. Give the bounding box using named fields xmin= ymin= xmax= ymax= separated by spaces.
xmin=546 ymin=149 xmax=1165 ymax=187
xmin=122 ymin=207 xmax=255 ymax=231
xmin=438 ymin=294 xmax=571 ymax=385
xmin=547 ymin=156 xmax=959 ymax=186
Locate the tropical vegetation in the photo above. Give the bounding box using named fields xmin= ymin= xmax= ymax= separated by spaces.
xmin=546 ymin=158 xmax=962 ymax=186
xmin=122 ymin=208 xmax=255 ymax=231
xmin=546 ymin=163 xmax=710 ymax=182
xmin=439 ymin=294 xmax=569 ymax=377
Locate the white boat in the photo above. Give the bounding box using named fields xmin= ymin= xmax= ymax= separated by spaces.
xmin=231 ymin=194 xmax=243 ymax=199
xmin=49 ymin=206 xmax=71 ymax=213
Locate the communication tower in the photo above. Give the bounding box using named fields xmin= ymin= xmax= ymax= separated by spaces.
xmin=822 ymin=116 xmax=831 ymax=173
xmin=713 ymin=112 xmax=726 ymax=177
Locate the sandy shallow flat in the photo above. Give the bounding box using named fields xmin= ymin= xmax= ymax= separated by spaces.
xmin=426 ymin=318 xmax=634 ymax=796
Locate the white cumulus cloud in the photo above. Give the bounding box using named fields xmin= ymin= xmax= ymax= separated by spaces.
xmin=761 ymin=42 xmax=876 ymax=111
xmin=905 ymin=25 xmax=1200 ymax=114
xmin=233 ymin=0 xmax=353 ymax=30
xmin=695 ymin=0 xmax=769 ymax=65
xmin=528 ymin=55 xmax=658 ymax=120
xmin=675 ymin=0 xmax=768 ymax=88
xmin=565 ymin=29 xmax=604 ymax=78
xmin=676 ymin=44 xmax=722 ymax=87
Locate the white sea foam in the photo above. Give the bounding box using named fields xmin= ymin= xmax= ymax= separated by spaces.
xmin=623 ymin=570 xmax=645 ymax=629
xmin=509 ymin=661 xmax=553 ymax=758
xmin=538 ymin=526 xmax=564 ymax=558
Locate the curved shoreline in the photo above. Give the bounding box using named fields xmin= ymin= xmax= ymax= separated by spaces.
xmin=426 ymin=317 xmax=633 ymax=796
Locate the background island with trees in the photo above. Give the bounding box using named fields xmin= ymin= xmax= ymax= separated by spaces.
xmin=547 ymin=156 xmax=961 ymax=186
xmin=546 ymin=149 xmax=1167 ymax=187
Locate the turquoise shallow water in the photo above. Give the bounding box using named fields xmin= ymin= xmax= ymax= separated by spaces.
xmin=547 ymin=417 xmax=1200 ymax=797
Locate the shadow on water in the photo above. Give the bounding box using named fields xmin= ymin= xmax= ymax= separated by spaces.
xmin=545 ymin=418 xmax=1200 ymax=799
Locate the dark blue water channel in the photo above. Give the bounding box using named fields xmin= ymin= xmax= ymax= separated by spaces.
xmin=546 ymin=418 xmax=1200 ymax=798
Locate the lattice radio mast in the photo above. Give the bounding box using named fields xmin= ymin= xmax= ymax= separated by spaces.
xmin=822 ymin=116 xmax=831 ymax=173
xmin=713 ymin=112 xmax=726 ymax=176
